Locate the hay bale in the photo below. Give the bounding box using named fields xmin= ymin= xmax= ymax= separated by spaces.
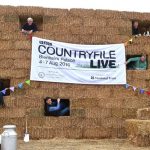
xmin=0 ymin=108 xmax=25 ymax=118
xmin=70 ymin=9 xmax=95 ymax=18
xmin=14 ymin=59 xmax=30 ymax=69
xmin=83 ymin=17 xmax=106 ymax=27
xmin=107 ymin=19 xmax=131 ymax=28
xmin=0 ymin=41 xmax=14 ymax=50
xmin=0 ymin=59 xmax=14 ymax=69
xmin=71 ymin=109 xmax=85 ymax=118
xmin=44 ymin=8 xmax=68 ymax=17
xmin=85 ymin=108 xmax=111 ymax=119
xmin=106 ymin=35 xmax=129 ymax=44
xmin=83 ymin=127 xmax=111 ymax=138
xmin=126 ymin=119 xmax=150 ymax=147
xmin=95 ymin=10 xmax=124 ymax=19
xmin=137 ymin=107 xmax=150 ymax=120
xmin=14 ymin=40 xmax=31 ymax=50
xmin=111 ymin=127 xmax=127 ymax=138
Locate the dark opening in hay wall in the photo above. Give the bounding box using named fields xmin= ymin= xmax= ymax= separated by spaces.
xmin=126 ymin=55 xmax=148 ymax=70
xmin=0 ymin=79 xmax=10 ymax=96
xmin=19 ymin=15 xmax=43 ymax=31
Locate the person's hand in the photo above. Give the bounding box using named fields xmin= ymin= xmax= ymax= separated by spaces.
xmin=57 ymin=98 xmax=60 ymax=103
xmin=29 ymin=30 xmax=33 ymax=34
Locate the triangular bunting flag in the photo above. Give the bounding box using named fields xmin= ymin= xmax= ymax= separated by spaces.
xmin=146 ymin=91 xmax=150 ymax=96
xmin=124 ymin=84 xmax=130 ymax=89
xmin=133 ymin=86 xmax=137 ymax=91
xmin=18 ymin=83 xmax=23 ymax=89
xmin=129 ymin=38 xmax=133 ymax=44
xmin=10 ymin=87 xmax=15 ymax=92
xmin=1 ymin=89 xmax=6 ymax=95
xmin=139 ymin=89 xmax=145 ymax=94
xmin=25 ymin=80 xmax=30 ymax=86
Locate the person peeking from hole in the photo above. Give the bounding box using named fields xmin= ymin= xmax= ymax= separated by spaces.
xmin=132 ymin=21 xmax=141 ymax=37
xmin=126 ymin=54 xmax=147 ymax=70
xmin=21 ymin=17 xmax=37 ymax=35
xmin=44 ymin=97 xmax=69 ymax=116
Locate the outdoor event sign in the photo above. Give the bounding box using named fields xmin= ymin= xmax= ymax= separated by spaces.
xmin=30 ymin=37 xmax=126 ymax=84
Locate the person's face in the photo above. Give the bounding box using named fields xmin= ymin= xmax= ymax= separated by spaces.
xmin=140 ymin=56 xmax=146 ymax=62
xmin=28 ymin=20 xmax=33 ymax=25
xmin=46 ymin=99 xmax=52 ymax=104
xmin=133 ymin=22 xmax=138 ymax=28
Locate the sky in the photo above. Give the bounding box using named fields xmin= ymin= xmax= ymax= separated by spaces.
xmin=0 ymin=0 xmax=149 ymax=13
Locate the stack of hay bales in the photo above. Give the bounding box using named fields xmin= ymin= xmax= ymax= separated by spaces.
xmin=126 ymin=108 xmax=150 ymax=147
xmin=0 ymin=5 xmax=150 ymax=140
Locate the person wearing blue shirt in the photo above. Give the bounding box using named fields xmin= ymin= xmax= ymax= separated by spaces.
xmin=45 ymin=97 xmax=69 ymax=116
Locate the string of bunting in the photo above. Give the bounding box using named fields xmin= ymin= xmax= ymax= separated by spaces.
xmin=0 ymin=80 xmax=30 ymax=96
xmin=0 ymin=36 xmax=147 ymax=97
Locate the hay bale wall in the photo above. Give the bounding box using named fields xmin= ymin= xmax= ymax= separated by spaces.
xmin=0 ymin=5 xmax=150 ymax=139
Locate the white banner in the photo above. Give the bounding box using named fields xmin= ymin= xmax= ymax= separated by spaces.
xmin=30 ymin=37 xmax=126 ymax=85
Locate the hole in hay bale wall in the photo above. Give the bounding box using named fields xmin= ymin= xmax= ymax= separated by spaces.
xmin=0 ymin=79 xmax=10 ymax=96
xmin=44 ymin=98 xmax=70 ymax=117
xmin=19 ymin=15 xmax=43 ymax=31
xmin=132 ymin=20 xmax=150 ymax=35
xmin=126 ymin=55 xmax=148 ymax=70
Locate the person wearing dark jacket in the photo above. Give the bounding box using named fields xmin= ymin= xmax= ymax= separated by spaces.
xmin=21 ymin=17 xmax=37 ymax=34
xmin=132 ymin=21 xmax=141 ymax=36
xmin=0 ymin=81 xmax=5 ymax=108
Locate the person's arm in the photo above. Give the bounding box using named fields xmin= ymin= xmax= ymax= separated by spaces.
xmin=48 ymin=98 xmax=61 ymax=112
xmin=126 ymin=57 xmax=139 ymax=64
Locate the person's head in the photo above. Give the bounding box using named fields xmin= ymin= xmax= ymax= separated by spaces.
xmin=133 ymin=21 xmax=139 ymax=29
xmin=44 ymin=97 xmax=52 ymax=104
xmin=27 ymin=17 xmax=33 ymax=25
xmin=140 ymin=54 xmax=146 ymax=62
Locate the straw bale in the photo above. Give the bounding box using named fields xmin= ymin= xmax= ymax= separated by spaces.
xmin=16 ymin=6 xmax=44 ymax=16
xmin=83 ymin=17 xmax=106 ymax=27
xmin=97 ymin=98 xmax=124 ymax=109
xmin=118 ymin=27 xmax=132 ymax=35
xmin=44 ymin=8 xmax=68 ymax=17
xmin=101 ymin=117 xmax=125 ymax=129
xmin=27 ymin=108 xmax=44 ymax=117
xmin=43 ymin=16 xmax=59 ymax=24
xmin=14 ymin=59 xmax=30 ymax=69
xmin=15 ymin=97 xmax=43 ymax=108
xmin=3 ymin=14 xmax=18 ymax=22
xmin=70 ymin=9 xmax=95 ymax=18
xmin=0 ymin=41 xmax=14 ymax=50
xmin=126 ymin=119 xmax=150 ymax=147
xmin=0 ymin=6 xmax=16 ymax=15
xmin=69 ymin=26 xmax=95 ymax=35
xmin=0 ymin=59 xmax=14 ymax=69
xmin=0 ymin=22 xmax=19 ymax=32
xmin=26 ymin=88 xmax=59 ymax=98
xmin=131 ymin=37 xmax=150 ymax=45
xmin=137 ymin=107 xmax=150 ymax=120
xmin=95 ymin=10 xmax=125 ymax=19
xmin=123 ymin=97 xmax=150 ymax=109
xmin=44 ymin=117 xmax=71 ymax=128
xmin=111 ymin=127 xmax=127 ymax=138
xmin=28 ymin=127 xmax=55 ymax=139
xmin=0 ymin=50 xmax=30 ymax=59
xmin=70 ymin=118 xmax=100 ymax=128
xmin=28 ymin=117 xmax=46 ymax=127
xmin=54 ymin=34 xmax=81 ymax=44
xmin=14 ymin=40 xmax=31 ymax=50
xmin=83 ymin=127 xmax=111 ymax=138
xmin=40 ymin=82 xmax=59 ymax=89
xmin=126 ymin=44 xmax=149 ymax=55
xmin=71 ymin=98 xmax=99 ymax=108
xmin=92 ymin=27 xmax=120 ymax=35
xmin=0 ymin=69 xmax=28 ymax=78
xmin=106 ymin=35 xmax=129 ymax=44
xmin=0 ymin=108 xmax=25 ymax=118
xmin=85 ymin=108 xmax=111 ymax=119
xmin=71 ymin=108 xmax=85 ymax=118
xmin=107 ymin=19 xmax=131 ymax=28
xmin=4 ymin=96 xmax=16 ymax=107
xmin=54 ymin=127 xmax=82 ymax=139
xmin=72 ymin=35 xmax=107 ymax=45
